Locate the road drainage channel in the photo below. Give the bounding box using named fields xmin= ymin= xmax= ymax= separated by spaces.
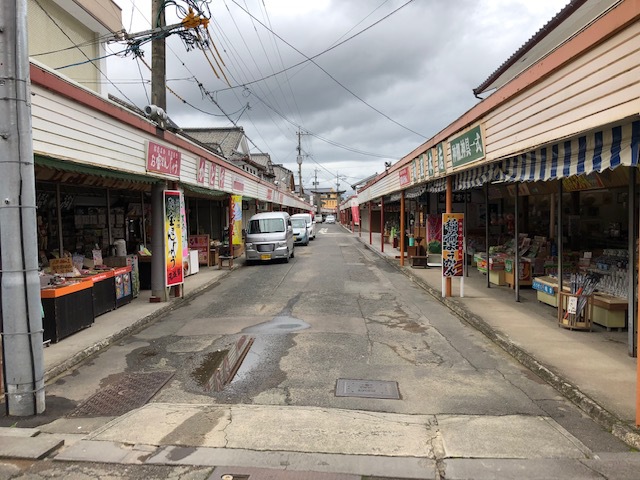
xmin=192 ymin=316 xmax=309 ymax=392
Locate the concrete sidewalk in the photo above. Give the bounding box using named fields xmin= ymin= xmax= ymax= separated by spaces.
xmin=43 ymin=265 xmax=232 ymax=382
xmin=349 ymin=226 xmax=640 ymax=448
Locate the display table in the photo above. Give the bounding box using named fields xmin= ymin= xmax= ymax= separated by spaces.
xmin=80 ymin=270 xmax=116 ymax=317
xmin=41 ymin=281 xmax=94 ymax=343
xmin=489 ymin=270 xmax=506 ymax=286
xmin=533 ymin=276 xmax=560 ymax=306
xmin=591 ymin=294 xmax=627 ymax=330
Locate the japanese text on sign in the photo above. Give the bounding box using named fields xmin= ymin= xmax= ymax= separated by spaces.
xmin=147 ymin=141 xmax=181 ymax=177
xmin=442 ymin=213 xmax=464 ymax=277
xmin=436 ymin=143 xmax=446 ymax=172
xmin=398 ymin=166 xmax=411 ymax=187
xmin=449 ymin=125 xmax=484 ymax=167
xmin=164 ymin=190 xmax=184 ymax=286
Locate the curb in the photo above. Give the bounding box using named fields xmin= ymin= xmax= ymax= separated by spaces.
xmin=44 ymin=269 xmax=233 ymax=383
xmin=356 ymin=237 xmax=640 ymax=450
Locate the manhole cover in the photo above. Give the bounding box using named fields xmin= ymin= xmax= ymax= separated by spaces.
xmin=67 ymin=371 xmax=174 ymax=417
xmin=335 ymin=379 xmax=400 ymax=399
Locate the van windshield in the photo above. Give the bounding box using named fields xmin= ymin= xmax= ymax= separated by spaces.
xmin=248 ymin=218 xmax=285 ymax=234
xmin=291 ymin=219 xmax=306 ymax=228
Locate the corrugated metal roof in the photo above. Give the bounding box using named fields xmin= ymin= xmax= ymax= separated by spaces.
xmin=474 ymin=0 xmax=620 ymax=95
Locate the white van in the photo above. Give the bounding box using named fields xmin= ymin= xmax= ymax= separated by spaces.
xmin=291 ymin=213 xmax=315 ymax=240
xmin=244 ymin=212 xmax=294 ymax=263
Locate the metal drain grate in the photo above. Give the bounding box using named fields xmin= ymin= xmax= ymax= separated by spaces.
xmin=67 ymin=371 xmax=174 ymax=417
xmin=335 ymin=378 xmax=400 ymax=399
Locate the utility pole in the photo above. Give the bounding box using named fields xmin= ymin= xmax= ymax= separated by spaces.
xmin=0 ymin=0 xmax=46 ymax=415
xmin=150 ymin=0 xmax=168 ymax=302
xmin=296 ymin=130 xmax=304 ymax=196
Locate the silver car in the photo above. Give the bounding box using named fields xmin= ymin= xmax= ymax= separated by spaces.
xmin=244 ymin=212 xmax=294 ymax=263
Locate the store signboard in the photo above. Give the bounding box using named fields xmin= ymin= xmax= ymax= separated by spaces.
xmin=208 ymin=162 xmax=216 ymax=187
xmin=188 ymin=234 xmax=210 ymax=265
xmin=231 ymin=195 xmax=243 ymax=246
xmin=426 ymin=149 xmax=435 ymax=177
xmin=164 ymin=190 xmax=184 ymax=287
xmin=218 ymin=166 xmax=227 ymax=190
xmin=418 ymin=154 xmax=425 ymax=179
xmin=442 ymin=213 xmax=464 ymax=277
xmin=233 ymin=176 xmax=245 ymax=192
xmin=351 ymin=205 xmax=360 ymax=224
xmin=146 ymin=141 xmax=181 ymax=177
xmin=436 ymin=143 xmax=446 ymax=172
xmin=449 ymin=125 xmax=485 ymax=167
xmin=411 ymin=159 xmax=418 ymax=184
xmin=197 ymin=157 xmax=207 ymax=184
xmin=399 ymin=166 xmax=411 ymax=187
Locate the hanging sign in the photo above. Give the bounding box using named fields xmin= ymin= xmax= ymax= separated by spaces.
xmin=164 ymin=190 xmax=184 ymax=287
xmin=146 ymin=141 xmax=181 ymax=177
xmin=442 ymin=213 xmax=464 ymax=277
xmin=427 ymin=149 xmax=435 ymax=177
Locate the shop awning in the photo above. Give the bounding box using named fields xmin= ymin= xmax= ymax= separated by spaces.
xmin=498 ymin=120 xmax=640 ymax=182
xmin=453 ymin=163 xmax=500 ymax=191
xmin=426 ymin=178 xmax=447 ymax=193
xmin=182 ymin=184 xmax=228 ymax=199
xmin=35 ymin=155 xmax=160 ymax=184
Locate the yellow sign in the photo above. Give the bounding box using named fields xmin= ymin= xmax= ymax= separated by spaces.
xmin=49 ymin=257 xmax=74 ymax=274
xmin=231 ymin=195 xmax=243 ymax=245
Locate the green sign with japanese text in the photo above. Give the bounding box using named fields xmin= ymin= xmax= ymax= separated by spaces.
xmin=427 ymin=150 xmax=434 ymax=177
xmin=436 ymin=143 xmax=446 ymax=173
xmin=449 ymin=125 xmax=484 ymax=167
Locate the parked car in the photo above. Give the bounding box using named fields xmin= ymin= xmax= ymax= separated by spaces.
xmin=291 ymin=218 xmax=309 ymax=245
xmin=291 ymin=213 xmax=315 ymax=240
xmin=325 ymin=214 xmax=336 ymax=224
xmin=244 ymin=211 xmax=294 ymax=263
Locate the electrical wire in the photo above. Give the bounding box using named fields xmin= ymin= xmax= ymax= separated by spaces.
xmin=229 ymin=0 xmax=425 ymax=139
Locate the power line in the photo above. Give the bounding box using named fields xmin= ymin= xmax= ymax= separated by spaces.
xmin=223 ymin=0 xmax=425 ymax=140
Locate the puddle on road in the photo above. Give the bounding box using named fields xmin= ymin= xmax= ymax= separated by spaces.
xmin=242 ymin=315 xmax=310 ymax=334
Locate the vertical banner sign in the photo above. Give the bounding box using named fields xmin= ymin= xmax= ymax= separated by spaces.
xmin=442 ymin=213 xmax=464 ymax=277
xmin=164 ymin=190 xmax=184 ymax=287
xmin=218 ymin=166 xmax=226 ymax=190
xmin=231 ymin=195 xmax=243 ymax=245
xmin=351 ymin=205 xmax=360 ymax=225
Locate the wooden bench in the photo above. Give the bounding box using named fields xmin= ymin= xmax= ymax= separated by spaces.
xmin=410 ymin=255 xmax=429 ymax=268
xmin=218 ymin=255 xmax=233 ymax=269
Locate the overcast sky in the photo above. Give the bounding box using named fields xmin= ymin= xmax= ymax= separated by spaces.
xmin=108 ymin=0 xmax=567 ymax=193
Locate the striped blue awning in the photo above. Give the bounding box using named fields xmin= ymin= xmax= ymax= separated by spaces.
xmin=453 ymin=163 xmax=500 ymax=191
xmin=499 ymin=120 xmax=640 ymax=182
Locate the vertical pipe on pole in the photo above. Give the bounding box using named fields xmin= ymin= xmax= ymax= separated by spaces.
xmin=141 ymin=191 xmax=147 ymax=247
xmin=515 ymin=183 xmax=520 ymax=302
xmin=106 ymin=189 xmax=113 ymax=248
xmin=464 ymin=191 xmax=468 ymax=277
xmin=151 ymin=182 xmax=167 ymax=301
xmin=400 ymin=191 xmax=405 ymax=266
xmin=628 ymin=169 xmax=637 ymax=357
xmin=445 ymin=177 xmax=453 ymax=297
xmin=557 ymin=181 xmax=564 ymax=295
xmin=381 ymin=196 xmax=385 ymax=253
xmin=56 ymin=184 xmax=63 ymax=257
xmin=485 ymin=183 xmax=490 ymax=289
xmin=369 ymin=201 xmax=372 ymax=245
xmin=0 ymin=0 xmax=45 ymax=415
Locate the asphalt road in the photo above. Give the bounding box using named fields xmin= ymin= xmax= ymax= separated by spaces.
xmin=16 ymin=223 xmax=640 ymax=479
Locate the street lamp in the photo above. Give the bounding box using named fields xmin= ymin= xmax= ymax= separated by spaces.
xmin=297 ymin=155 xmax=304 ymax=196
